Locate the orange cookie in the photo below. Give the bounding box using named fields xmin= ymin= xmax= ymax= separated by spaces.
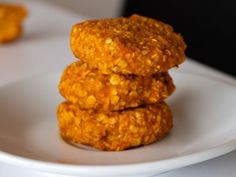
xmin=59 ymin=61 xmax=175 ymax=111
xmin=0 ymin=3 xmax=27 ymax=43
xmin=71 ymin=14 xmax=186 ymax=76
xmin=57 ymin=101 xmax=173 ymax=151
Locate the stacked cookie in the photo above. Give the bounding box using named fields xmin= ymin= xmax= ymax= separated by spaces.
xmin=57 ymin=15 xmax=186 ymax=151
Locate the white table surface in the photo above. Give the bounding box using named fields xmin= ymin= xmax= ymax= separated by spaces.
xmin=0 ymin=0 xmax=236 ymax=176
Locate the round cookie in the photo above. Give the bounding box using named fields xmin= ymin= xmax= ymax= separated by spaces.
xmin=57 ymin=101 xmax=173 ymax=151
xmin=71 ymin=14 xmax=186 ymax=76
xmin=0 ymin=3 xmax=27 ymax=43
xmin=59 ymin=61 xmax=175 ymax=111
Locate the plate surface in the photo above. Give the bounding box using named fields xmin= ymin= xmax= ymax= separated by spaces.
xmin=0 ymin=71 xmax=236 ymax=177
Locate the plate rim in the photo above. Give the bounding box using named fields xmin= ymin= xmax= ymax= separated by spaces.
xmin=0 ymin=139 xmax=236 ymax=176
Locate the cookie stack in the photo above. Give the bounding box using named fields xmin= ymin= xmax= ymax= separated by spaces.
xmin=57 ymin=15 xmax=186 ymax=151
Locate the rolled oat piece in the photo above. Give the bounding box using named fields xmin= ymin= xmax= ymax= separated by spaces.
xmin=0 ymin=3 xmax=27 ymax=43
xmin=57 ymin=101 xmax=173 ymax=151
xmin=59 ymin=61 xmax=175 ymax=111
xmin=71 ymin=14 xmax=186 ymax=76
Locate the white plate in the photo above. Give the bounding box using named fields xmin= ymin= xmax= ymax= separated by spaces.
xmin=0 ymin=71 xmax=236 ymax=177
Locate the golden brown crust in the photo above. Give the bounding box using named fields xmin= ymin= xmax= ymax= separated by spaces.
xmin=57 ymin=101 xmax=173 ymax=151
xmin=71 ymin=14 xmax=186 ymax=76
xmin=59 ymin=61 xmax=175 ymax=111
xmin=0 ymin=3 xmax=27 ymax=43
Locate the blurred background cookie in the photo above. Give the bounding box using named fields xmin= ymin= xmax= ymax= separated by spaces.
xmin=0 ymin=3 xmax=27 ymax=43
